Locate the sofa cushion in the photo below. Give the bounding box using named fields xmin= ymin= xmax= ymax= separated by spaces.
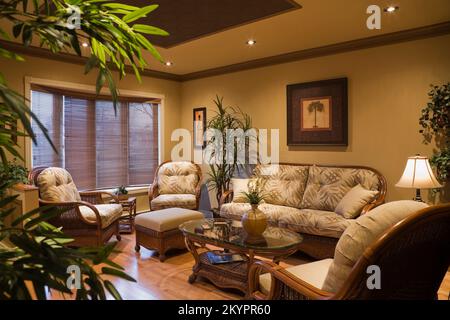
xmin=300 ymin=166 xmax=380 ymax=211
xmin=254 ymin=164 xmax=309 ymax=208
xmin=322 ymin=200 xmax=429 ymax=293
xmin=157 ymin=162 xmax=199 ymax=195
xmin=220 ymin=202 xmax=300 ymax=226
xmin=278 ymin=209 xmax=352 ymax=238
xmin=151 ymin=194 xmax=197 ymax=211
xmin=37 ymin=167 xmax=81 ymax=202
xmin=79 ymin=204 xmax=122 ymax=228
xmin=335 ymin=184 xmax=379 ymax=219
xmin=259 ymin=259 xmax=333 ymax=294
xmin=135 ymin=208 xmax=204 ymax=232
xmin=231 ymin=178 xmax=251 ymax=203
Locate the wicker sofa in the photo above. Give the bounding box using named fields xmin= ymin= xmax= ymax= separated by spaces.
xmin=219 ymin=163 xmax=386 ymax=259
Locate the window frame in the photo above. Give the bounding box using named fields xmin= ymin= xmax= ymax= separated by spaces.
xmin=24 ymin=77 xmax=164 ymax=188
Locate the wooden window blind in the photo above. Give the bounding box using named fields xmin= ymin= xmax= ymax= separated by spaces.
xmin=31 ymin=88 xmax=159 ymax=190
xmin=31 ymin=91 xmax=63 ymax=167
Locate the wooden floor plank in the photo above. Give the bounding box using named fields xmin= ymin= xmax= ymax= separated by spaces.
xmin=49 ymin=234 xmax=450 ymax=300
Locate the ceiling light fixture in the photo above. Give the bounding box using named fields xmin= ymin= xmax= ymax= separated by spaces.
xmin=384 ymin=6 xmax=399 ymax=13
xmin=165 ymin=61 xmax=173 ymax=66
xmin=246 ymin=39 xmax=256 ymax=46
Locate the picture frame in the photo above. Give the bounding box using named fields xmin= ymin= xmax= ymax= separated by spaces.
xmin=193 ymin=107 xmax=207 ymax=148
xmin=287 ymin=78 xmax=348 ymax=146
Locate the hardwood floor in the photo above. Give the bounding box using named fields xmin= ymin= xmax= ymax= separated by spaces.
xmin=51 ymin=233 xmax=450 ymax=300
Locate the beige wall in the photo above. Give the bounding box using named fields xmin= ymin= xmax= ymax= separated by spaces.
xmin=0 ymin=54 xmax=181 ymax=164
xmin=1 ymin=34 xmax=449 ymax=206
xmin=180 ymin=35 xmax=450 ymax=203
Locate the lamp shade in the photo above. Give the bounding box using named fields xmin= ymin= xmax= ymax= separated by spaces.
xmin=396 ymin=155 xmax=443 ymax=189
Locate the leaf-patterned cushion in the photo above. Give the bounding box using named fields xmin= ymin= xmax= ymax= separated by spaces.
xmin=157 ymin=162 xmax=200 ymax=195
xmin=300 ymin=166 xmax=380 ymax=211
xmin=37 ymin=167 xmax=81 ymax=202
xmin=151 ymin=194 xmax=197 ymax=211
xmin=254 ymin=164 xmax=309 ymax=208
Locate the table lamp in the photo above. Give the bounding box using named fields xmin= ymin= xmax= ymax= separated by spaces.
xmin=396 ymin=155 xmax=443 ymax=202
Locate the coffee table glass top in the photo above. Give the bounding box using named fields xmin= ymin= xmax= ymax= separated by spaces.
xmin=179 ymin=218 xmax=302 ymax=250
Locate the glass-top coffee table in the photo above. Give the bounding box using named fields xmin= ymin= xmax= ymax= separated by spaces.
xmin=179 ymin=218 xmax=302 ymax=296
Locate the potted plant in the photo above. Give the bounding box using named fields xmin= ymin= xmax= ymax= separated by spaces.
xmin=240 ymin=179 xmax=267 ymax=243
xmin=114 ymin=185 xmax=129 ymax=201
xmin=419 ymin=83 xmax=450 ymax=201
xmin=205 ymin=96 xmax=253 ymax=207
xmin=0 ymin=159 xmax=29 ymax=198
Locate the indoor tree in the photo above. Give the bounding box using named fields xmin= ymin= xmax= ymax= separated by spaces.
xmin=205 ymin=96 xmax=253 ymax=206
xmin=0 ymin=0 xmax=167 ymax=299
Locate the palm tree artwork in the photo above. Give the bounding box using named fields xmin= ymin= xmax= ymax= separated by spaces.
xmin=308 ymin=101 xmax=325 ymax=128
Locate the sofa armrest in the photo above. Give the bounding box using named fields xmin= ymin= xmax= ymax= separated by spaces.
xmin=39 ymin=199 xmax=102 ymax=227
xmin=361 ymin=197 xmax=385 ymax=215
xmin=80 ymin=191 xmax=119 ymax=204
xmin=248 ymin=260 xmax=333 ymax=300
xmin=219 ymin=190 xmax=234 ymax=208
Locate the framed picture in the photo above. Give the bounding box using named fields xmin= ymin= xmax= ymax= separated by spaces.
xmin=193 ymin=107 xmax=206 ymax=148
xmin=287 ymin=78 xmax=348 ymax=146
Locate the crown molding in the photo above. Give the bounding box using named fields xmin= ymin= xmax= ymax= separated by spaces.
xmin=1 ymin=21 xmax=449 ymax=83
xmin=180 ymin=21 xmax=450 ymax=81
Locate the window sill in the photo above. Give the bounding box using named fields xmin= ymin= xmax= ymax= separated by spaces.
xmin=96 ymin=185 xmax=150 ymax=196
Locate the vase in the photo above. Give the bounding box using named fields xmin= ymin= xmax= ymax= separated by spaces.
xmin=241 ymin=204 xmax=267 ymax=243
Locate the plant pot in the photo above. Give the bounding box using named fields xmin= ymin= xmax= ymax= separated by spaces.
xmin=241 ymin=204 xmax=267 ymax=243
xmin=117 ymin=194 xmax=128 ymax=201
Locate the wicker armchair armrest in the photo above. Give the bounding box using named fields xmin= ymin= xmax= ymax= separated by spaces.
xmin=248 ymin=260 xmax=333 ymax=300
xmin=219 ymin=190 xmax=234 ymax=208
xmin=39 ymin=199 xmax=102 ymax=226
xmin=148 ymin=184 xmax=158 ymax=207
xmin=79 ymin=191 xmax=119 ymax=204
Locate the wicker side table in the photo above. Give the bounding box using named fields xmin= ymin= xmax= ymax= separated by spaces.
xmin=113 ymin=197 xmax=137 ymax=234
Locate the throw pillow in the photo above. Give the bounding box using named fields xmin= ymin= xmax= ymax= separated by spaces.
xmin=231 ymin=178 xmax=251 ymax=203
xmin=335 ymin=184 xmax=379 ymax=219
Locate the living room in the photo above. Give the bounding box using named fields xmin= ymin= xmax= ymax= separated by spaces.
xmin=0 ymin=0 xmax=449 ymax=310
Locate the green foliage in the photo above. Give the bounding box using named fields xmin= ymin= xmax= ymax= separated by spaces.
xmin=240 ymin=179 xmax=266 ymax=205
xmin=0 ymin=159 xmax=28 ymax=197
xmin=0 ymin=202 xmax=134 ymax=300
xmin=205 ymin=96 xmax=253 ymax=204
xmin=419 ymin=83 xmax=450 ymax=183
xmin=0 ymin=0 xmax=167 ymax=299
xmin=114 ymin=185 xmax=128 ymax=195
xmin=0 ymin=0 xmax=168 ymax=161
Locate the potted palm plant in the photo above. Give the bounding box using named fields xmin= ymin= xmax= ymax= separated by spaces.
xmin=205 ymin=96 xmax=253 ymax=207
xmin=240 ymin=179 xmax=267 ymax=243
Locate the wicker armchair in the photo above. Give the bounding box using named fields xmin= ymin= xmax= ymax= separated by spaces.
xmin=249 ymin=201 xmax=450 ymax=300
xmin=29 ymin=166 xmax=123 ymax=247
xmin=148 ymin=161 xmax=202 ymax=211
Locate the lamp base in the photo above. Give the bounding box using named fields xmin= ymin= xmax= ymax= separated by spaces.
xmin=413 ymin=189 xmax=424 ymax=202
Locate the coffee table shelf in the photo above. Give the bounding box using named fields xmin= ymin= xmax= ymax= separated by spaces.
xmin=180 ymin=218 xmax=302 ymax=297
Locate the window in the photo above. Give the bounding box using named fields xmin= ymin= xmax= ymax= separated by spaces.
xmin=31 ymin=86 xmax=159 ymax=190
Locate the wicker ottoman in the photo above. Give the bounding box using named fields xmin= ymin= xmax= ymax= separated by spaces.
xmin=134 ymin=208 xmax=204 ymax=262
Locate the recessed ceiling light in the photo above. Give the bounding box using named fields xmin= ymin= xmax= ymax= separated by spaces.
xmin=384 ymin=6 xmax=399 ymax=13
xmin=81 ymin=42 xmax=89 ymax=47
xmin=165 ymin=61 xmax=173 ymax=66
xmin=246 ymin=39 xmax=256 ymax=46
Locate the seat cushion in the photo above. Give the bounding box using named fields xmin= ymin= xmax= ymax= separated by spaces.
xmin=157 ymin=162 xmax=200 ymax=195
xmin=254 ymin=164 xmax=309 ymax=208
xmin=79 ymin=204 xmax=122 ymax=228
xmin=322 ymin=200 xmax=429 ymax=293
xmin=37 ymin=167 xmax=81 ymax=202
xmin=259 ymin=259 xmax=333 ymax=294
xmin=220 ymin=203 xmax=301 ymax=226
xmin=278 ymin=209 xmax=352 ymax=238
xmin=151 ymin=194 xmax=197 ymax=211
xmin=135 ymin=208 xmax=204 ymax=232
xmin=300 ymin=166 xmax=380 ymax=211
